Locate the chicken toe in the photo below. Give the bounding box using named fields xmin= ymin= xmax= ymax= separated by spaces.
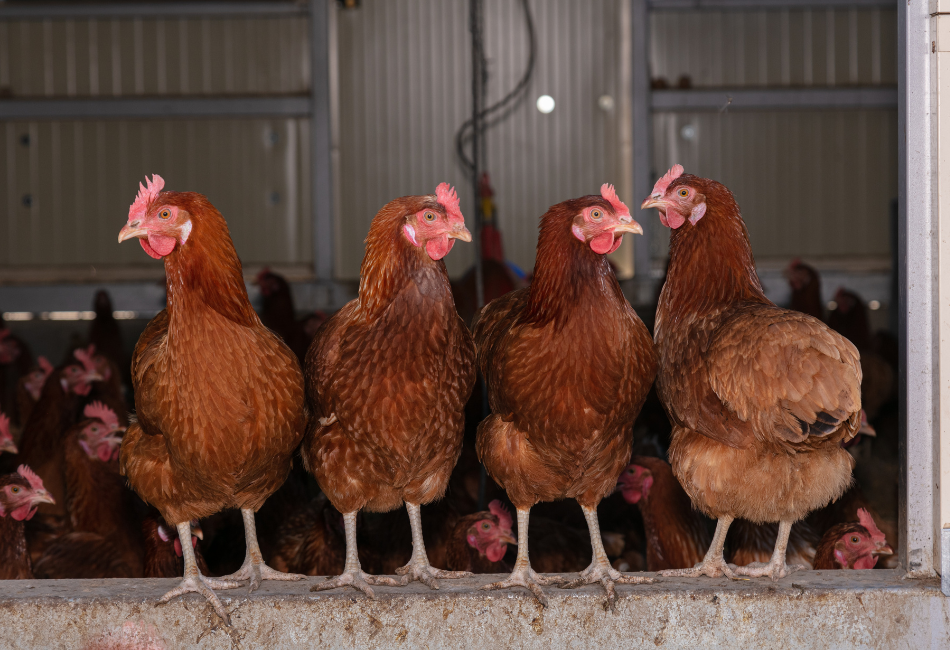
xmin=730 ymin=520 xmax=806 ymax=581
xmin=659 ymin=515 xmax=737 ymax=579
xmin=158 ymin=522 xmax=241 ymax=626
xmin=217 ymin=509 xmax=304 ymax=593
xmin=395 ymin=502 xmax=472 ymax=589
xmin=308 ymin=511 xmax=402 ymax=598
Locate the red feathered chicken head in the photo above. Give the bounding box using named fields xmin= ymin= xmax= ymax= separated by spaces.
xmin=570 ymin=184 xmax=643 ymax=255
xmin=0 ymin=466 xmax=55 ymax=521
xmin=617 ymin=463 xmax=654 ymax=504
xmin=466 ymin=499 xmax=517 ymax=562
xmin=641 ymin=164 xmax=708 ymax=229
xmin=118 ymin=174 xmax=193 ymax=259
xmin=402 ymin=183 xmax=472 ymax=261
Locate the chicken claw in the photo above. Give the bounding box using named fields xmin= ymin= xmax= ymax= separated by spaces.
xmin=396 ymin=502 xmax=472 ymax=589
xmin=480 ymin=566 xmax=565 ymax=607
xmin=309 ymin=568 xmax=403 ymax=599
xmin=561 ymin=562 xmax=654 ymax=610
xmin=730 ymin=520 xmax=806 ymax=581
xmin=659 ymin=557 xmax=738 ymax=579
xmin=159 ymin=574 xmax=242 ymax=625
xmin=218 ymin=509 xmax=304 ymax=593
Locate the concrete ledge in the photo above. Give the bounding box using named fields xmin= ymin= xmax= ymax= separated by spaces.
xmin=0 ymin=571 xmax=944 ymax=649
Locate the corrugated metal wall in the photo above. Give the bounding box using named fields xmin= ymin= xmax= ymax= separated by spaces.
xmin=334 ymin=0 xmax=631 ymax=280
xmin=650 ymin=8 xmax=897 ymax=88
xmin=0 ymin=15 xmax=312 ymax=279
xmin=650 ymin=7 xmax=897 ymax=265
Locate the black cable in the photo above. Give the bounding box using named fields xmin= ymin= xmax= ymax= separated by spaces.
xmin=455 ymin=0 xmax=536 ymax=176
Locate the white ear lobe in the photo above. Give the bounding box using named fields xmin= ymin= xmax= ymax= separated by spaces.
xmin=689 ymin=202 xmax=707 ymax=225
xmin=179 ymin=220 xmax=193 ymax=244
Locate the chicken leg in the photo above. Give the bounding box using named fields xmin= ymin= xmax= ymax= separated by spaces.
xmin=560 ymin=504 xmax=655 ymax=609
xmin=395 ymin=501 xmax=471 ymax=588
xmin=660 ymin=515 xmax=737 ymax=578
xmin=731 ymin=520 xmax=807 ymax=580
xmin=310 ymin=511 xmax=403 ymax=598
xmin=158 ymin=521 xmax=242 ymax=625
xmin=479 ymin=507 xmax=566 ymax=607
xmin=218 ymin=508 xmax=305 ymax=592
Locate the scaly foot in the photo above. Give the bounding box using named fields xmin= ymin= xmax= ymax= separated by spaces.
xmin=395 ymin=561 xmax=472 ymax=589
xmin=660 ymin=556 xmax=737 ymax=579
xmin=732 ymin=560 xmax=806 ymax=581
xmin=480 ymin=566 xmax=566 ymax=607
xmin=309 ymin=568 xmax=403 ymax=599
xmin=218 ymin=556 xmax=305 ymax=593
xmin=560 ymin=560 xmax=655 ymax=611
xmin=158 ymin=573 xmax=242 ymax=625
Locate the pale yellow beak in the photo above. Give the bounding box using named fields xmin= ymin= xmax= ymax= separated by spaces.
xmin=641 ymin=196 xmax=665 ymax=210
xmin=118 ymin=222 xmax=148 ymax=243
xmin=873 ymin=543 xmax=894 ymax=556
xmin=499 ymin=532 xmax=517 ymax=545
xmin=0 ymin=440 xmax=17 ymax=455
xmin=191 ymin=521 xmax=204 ymax=540
xmin=613 ymin=220 xmax=644 ymax=236
xmin=32 ymin=490 xmax=55 ymax=506
xmin=448 ymin=224 xmax=473 ymax=242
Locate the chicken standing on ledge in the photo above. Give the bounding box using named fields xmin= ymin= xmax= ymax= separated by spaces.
xmin=118 ymin=175 xmax=306 ymax=624
xmin=303 ymin=184 xmax=475 ymax=596
xmin=643 ymin=165 xmax=862 ymax=581
xmin=474 ymin=185 xmax=657 ymax=607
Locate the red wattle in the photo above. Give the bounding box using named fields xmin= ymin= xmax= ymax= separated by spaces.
xmin=174 ymin=538 xmax=183 ymax=557
xmin=590 ymin=231 xmax=615 ymax=254
xmin=11 ymin=505 xmax=36 ymax=521
xmin=147 ymin=234 xmax=177 ymax=257
xmin=486 ymin=542 xmax=506 ymax=563
xmin=425 ymin=235 xmax=454 ymax=260
xmin=853 ymin=555 xmax=877 ymax=570
xmin=607 ymin=235 xmax=623 ymax=254
xmin=139 ymin=239 xmax=162 ymax=259
xmin=666 ymin=212 xmax=686 ymax=229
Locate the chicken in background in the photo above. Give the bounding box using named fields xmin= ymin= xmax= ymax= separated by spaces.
xmin=726 ymin=518 xmax=820 ymax=570
xmin=87 ymin=290 xmax=129 ymax=388
xmin=474 ymin=184 xmax=657 ymax=608
xmin=304 ymin=184 xmax=475 ymax=596
xmin=261 ymin=494 xmax=347 ymax=578
xmin=0 ymin=412 xmax=17 ymax=471
xmin=644 ymin=165 xmax=862 ymax=581
xmin=0 ymin=465 xmax=55 ymax=579
xmin=784 ymin=258 xmax=825 ymax=322
xmin=68 ymin=345 xmax=128 ymax=424
xmin=813 ymin=508 xmax=893 ymax=570
xmin=15 ymin=356 xmax=53 ymax=428
xmin=0 ymin=324 xmax=33 ymax=419
xmin=255 ymin=268 xmax=312 ymax=364
xmin=616 ymin=457 xmax=711 ymax=572
xmin=17 ymin=350 xmax=105 ymax=515
xmin=142 ymin=513 xmax=209 ymax=579
xmin=118 ymin=175 xmax=306 ymax=624
xmin=444 ymin=500 xmax=516 ymax=574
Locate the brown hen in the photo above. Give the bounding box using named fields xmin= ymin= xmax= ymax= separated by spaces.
xmin=118 ymin=175 xmax=306 ymax=624
xmin=474 ymin=185 xmax=657 ymax=607
xmin=303 ymin=184 xmax=475 ymax=596
xmin=643 ymin=165 xmax=862 ymax=581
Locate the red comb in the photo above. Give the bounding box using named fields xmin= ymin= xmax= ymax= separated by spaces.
xmin=128 ymin=174 xmax=165 ymax=223
xmin=435 ymin=183 xmax=464 ymax=224
xmin=84 ymin=401 xmax=119 ymax=431
xmin=38 ymin=356 xmax=53 ymax=376
xmin=651 ymin=164 xmax=685 ymax=197
xmin=857 ymin=508 xmax=886 ymax=545
xmin=600 ymin=183 xmax=630 ymax=217
xmin=73 ymin=345 xmax=97 ymax=373
xmin=16 ymin=465 xmax=45 ymax=491
xmin=0 ymin=413 xmax=9 ymax=438
xmin=488 ymin=500 xmax=513 ymax=530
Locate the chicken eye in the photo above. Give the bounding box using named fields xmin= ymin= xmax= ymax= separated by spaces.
xmin=481 ymin=522 xmax=491 ymax=531
xmin=590 ymin=209 xmax=603 ymax=221
xmin=850 ymin=535 xmax=860 ymax=544
xmin=423 ymin=211 xmax=437 ymax=222
xmin=10 ymin=486 xmax=19 ymax=494
xmin=678 ymin=188 xmax=689 ymax=198
xmin=159 ymin=209 xmax=171 ymax=220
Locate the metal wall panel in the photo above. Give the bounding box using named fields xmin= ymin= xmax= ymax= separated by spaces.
xmin=0 ymin=118 xmax=312 ymax=273
xmin=333 ymin=0 xmax=631 ymax=280
xmin=651 ymin=109 xmax=897 ymax=261
xmin=650 ymin=8 xmax=897 ymax=89
xmin=0 ymin=17 xmax=310 ymax=97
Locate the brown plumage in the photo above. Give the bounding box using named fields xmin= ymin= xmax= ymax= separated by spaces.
xmin=617 ymin=456 xmax=711 ymax=572
xmin=645 ymin=165 xmax=861 ymax=581
xmin=0 ymin=467 xmax=55 ymax=579
xmin=726 ymin=519 xmax=819 ymax=569
xmin=263 ymin=496 xmax=347 ymax=577
xmin=302 ymin=184 xmax=475 ymax=595
xmin=87 ymin=290 xmax=129 ymax=387
xmin=474 ymin=186 xmax=657 ymax=607
xmin=33 ymin=532 xmax=137 ymax=579
xmin=117 ymin=176 xmax=306 ymax=624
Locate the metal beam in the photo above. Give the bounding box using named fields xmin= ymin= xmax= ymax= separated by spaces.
xmin=311 ymin=0 xmax=334 ymax=283
xmin=0 ymin=2 xmax=308 ymax=20
xmin=0 ymin=97 xmax=311 ymax=120
xmin=631 ymin=0 xmax=654 ymax=302
xmin=651 ymin=87 xmax=898 ymax=111
xmin=650 ymin=0 xmax=896 ymax=10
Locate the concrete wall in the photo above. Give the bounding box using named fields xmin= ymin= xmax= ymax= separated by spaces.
xmin=0 ymin=571 xmax=944 ymax=649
